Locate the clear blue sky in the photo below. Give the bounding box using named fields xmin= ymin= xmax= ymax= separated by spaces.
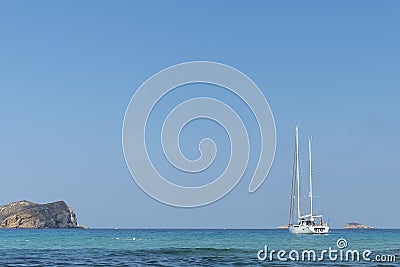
xmin=0 ymin=1 xmax=399 ymax=228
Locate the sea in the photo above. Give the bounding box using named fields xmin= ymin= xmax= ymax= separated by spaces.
xmin=0 ymin=229 xmax=398 ymax=266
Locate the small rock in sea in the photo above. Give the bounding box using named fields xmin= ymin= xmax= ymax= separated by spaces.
xmin=344 ymin=222 xmax=375 ymax=229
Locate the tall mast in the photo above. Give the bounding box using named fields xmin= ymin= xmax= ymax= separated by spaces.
xmin=295 ymin=126 xmax=301 ymax=221
xmin=308 ymin=136 xmax=313 ymax=218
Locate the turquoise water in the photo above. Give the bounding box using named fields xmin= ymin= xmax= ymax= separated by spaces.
xmin=0 ymin=229 xmax=398 ymax=266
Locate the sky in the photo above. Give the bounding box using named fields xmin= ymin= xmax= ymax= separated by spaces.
xmin=0 ymin=1 xmax=399 ymax=229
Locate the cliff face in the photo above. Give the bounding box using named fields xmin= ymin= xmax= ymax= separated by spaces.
xmin=0 ymin=200 xmax=80 ymax=228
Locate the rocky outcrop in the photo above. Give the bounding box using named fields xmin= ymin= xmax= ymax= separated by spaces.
xmin=345 ymin=222 xmax=374 ymax=229
xmin=0 ymin=200 xmax=82 ymax=228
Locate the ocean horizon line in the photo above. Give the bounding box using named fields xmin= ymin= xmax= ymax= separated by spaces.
xmin=7 ymin=227 xmax=395 ymax=230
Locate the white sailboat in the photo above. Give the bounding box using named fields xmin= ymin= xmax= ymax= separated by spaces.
xmin=288 ymin=126 xmax=329 ymax=234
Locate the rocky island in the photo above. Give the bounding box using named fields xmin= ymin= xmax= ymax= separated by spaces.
xmin=0 ymin=200 xmax=83 ymax=228
xmin=345 ymin=222 xmax=375 ymax=229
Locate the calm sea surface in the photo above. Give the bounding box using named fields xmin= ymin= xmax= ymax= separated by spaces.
xmin=0 ymin=229 xmax=398 ymax=266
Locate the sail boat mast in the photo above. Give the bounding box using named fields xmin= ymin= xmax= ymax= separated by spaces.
xmin=288 ymin=126 xmax=329 ymax=234
xmin=309 ymin=136 xmax=313 ymax=218
xmin=295 ymin=126 xmax=301 ymax=221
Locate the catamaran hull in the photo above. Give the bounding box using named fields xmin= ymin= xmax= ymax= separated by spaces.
xmin=289 ymin=225 xmax=329 ymax=234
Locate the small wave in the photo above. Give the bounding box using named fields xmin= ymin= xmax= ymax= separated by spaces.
xmin=113 ymin=237 xmax=139 ymax=241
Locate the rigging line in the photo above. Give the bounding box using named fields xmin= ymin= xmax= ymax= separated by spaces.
xmin=289 ymin=134 xmax=297 ymax=226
